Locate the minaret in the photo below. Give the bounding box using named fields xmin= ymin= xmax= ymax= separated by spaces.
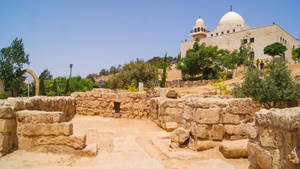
xmin=190 ymin=17 xmax=207 ymax=40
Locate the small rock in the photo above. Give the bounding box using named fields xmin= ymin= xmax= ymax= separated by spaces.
xmin=165 ymin=122 xmax=178 ymax=132
xmin=166 ymin=90 xmax=178 ymax=99
xmin=195 ymin=140 xmax=218 ymax=151
xmin=170 ymin=127 xmax=190 ymax=146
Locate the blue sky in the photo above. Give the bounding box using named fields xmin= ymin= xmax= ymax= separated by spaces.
xmin=0 ymin=0 xmax=299 ymax=78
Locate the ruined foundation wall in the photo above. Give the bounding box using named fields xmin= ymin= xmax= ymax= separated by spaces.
xmin=150 ymin=97 xmax=262 ymax=142
xmin=248 ymin=108 xmax=300 ymax=169
xmin=0 ymin=96 xmax=78 ymax=156
xmin=72 ymin=89 xmax=154 ymax=119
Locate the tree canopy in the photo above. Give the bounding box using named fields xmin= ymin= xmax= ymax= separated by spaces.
xmin=106 ymin=59 xmax=158 ymax=89
xmin=176 ymin=39 xmax=251 ymax=80
xmin=264 ymin=42 xmax=287 ymax=58
xmin=0 ymin=38 xmax=29 ymax=96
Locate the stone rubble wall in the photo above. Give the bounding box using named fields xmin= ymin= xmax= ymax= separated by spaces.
xmin=150 ymin=96 xmax=262 ymax=147
xmin=72 ymin=88 xmax=152 ymax=118
xmin=0 ymin=96 xmax=80 ymax=156
xmin=16 ymin=110 xmax=86 ymax=151
xmin=248 ymin=108 xmax=300 ymax=169
xmin=0 ymin=106 xmax=16 ymax=157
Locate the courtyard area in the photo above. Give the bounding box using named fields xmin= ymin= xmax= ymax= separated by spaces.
xmin=0 ymin=116 xmax=248 ymax=169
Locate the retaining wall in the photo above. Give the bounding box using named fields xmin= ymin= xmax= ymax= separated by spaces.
xmin=248 ymin=108 xmax=300 ymax=169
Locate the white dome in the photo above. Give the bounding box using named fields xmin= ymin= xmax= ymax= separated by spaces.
xmin=218 ymin=11 xmax=245 ymax=26
xmin=195 ymin=18 xmax=204 ymax=27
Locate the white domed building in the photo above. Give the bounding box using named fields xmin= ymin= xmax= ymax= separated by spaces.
xmin=182 ymin=10 xmax=299 ymax=62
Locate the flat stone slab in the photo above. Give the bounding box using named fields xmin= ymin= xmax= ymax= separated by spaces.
xmin=16 ymin=110 xmax=64 ymax=124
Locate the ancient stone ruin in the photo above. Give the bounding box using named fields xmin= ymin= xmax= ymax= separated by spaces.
xmin=0 ymin=88 xmax=299 ymax=169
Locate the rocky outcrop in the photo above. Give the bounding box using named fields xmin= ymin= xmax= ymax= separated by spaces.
xmin=248 ymin=108 xmax=300 ymax=169
xmin=170 ymin=127 xmax=190 ymax=148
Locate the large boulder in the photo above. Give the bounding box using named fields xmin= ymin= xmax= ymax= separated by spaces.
xmin=219 ymin=139 xmax=248 ymax=158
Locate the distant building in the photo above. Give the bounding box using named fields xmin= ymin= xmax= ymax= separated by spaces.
xmin=181 ymin=10 xmax=299 ymax=62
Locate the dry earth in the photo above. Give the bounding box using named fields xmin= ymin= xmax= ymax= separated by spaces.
xmin=0 ymin=116 xmax=248 ymax=169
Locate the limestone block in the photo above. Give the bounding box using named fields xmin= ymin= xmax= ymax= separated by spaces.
xmin=245 ymin=123 xmax=257 ymax=139
xmin=16 ymin=110 xmax=64 ymax=124
xmin=19 ymin=134 xmax=86 ymax=150
xmin=248 ymin=142 xmax=272 ymax=169
xmin=0 ymin=119 xmax=16 ymax=133
xmin=219 ymin=139 xmax=248 ymax=158
xmin=195 ymin=140 xmax=218 ymax=151
xmin=224 ymin=124 xmax=247 ymax=137
xmin=0 ymin=133 xmax=9 ymax=153
xmin=194 ymin=107 xmax=221 ymax=124
xmin=0 ymin=106 xmax=15 ymax=119
xmin=165 ymin=122 xmax=178 ymax=132
xmin=212 ymin=124 xmax=224 ymax=141
xmin=191 ymin=125 xmax=209 ymax=139
xmin=222 ymin=113 xmax=240 ymax=124
xmin=5 ymin=98 xmax=25 ymax=111
xmin=165 ymin=107 xmax=183 ymax=123
xmin=183 ymin=105 xmax=193 ymax=121
xmin=170 ymin=127 xmax=190 ymax=145
xmin=20 ymin=122 xmax=73 ymax=136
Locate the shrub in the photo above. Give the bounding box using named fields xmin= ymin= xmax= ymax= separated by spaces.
xmin=232 ymin=57 xmax=300 ymax=108
xmin=209 ymin=72 xmax=231 ymax=95
xmin=0 ymin=93 xmax=11 ymax=99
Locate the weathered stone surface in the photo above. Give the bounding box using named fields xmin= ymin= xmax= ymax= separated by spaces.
xmin=212 ymin=124 xmax=224 ymax=141
xmin=0 ymin=106 xmax=14 ymax=119
xmin=195 ymin=140 xmax=218 ymax=151
xmin=222 ymin=113 xmax=240 ymax=124
xmin=194 ymin=107 xmax=221 ymax=124
xmin=170 ymin=127 xmax=190 ymax=145
xmin=166 ymin=90 xmax=178 ymax=99
xmin=224 ymin=124 xmax=247 ymax=138
xmin=20 ymin=122 xmax=73 ymax=136
xmin=248 ymin=142 xmax=272 ymax=169
xmin=0 ymin=119 xmax=16 ymax=133
xmin=245 ymin=123 xmax=257 ymax=139
xmin=81 ymin=143 xmax=98 ymax=156
xmin=219 ymin=139 xmax=248 ymax=158
xmin=191 ymin=125 xmax=209 ymax=139
xmin=16 ymin=110 xmax=64 ymax=124
xmin=18 ymin=134 xmax=86 ymax=150
xmin=165 ymin=122 xmax=178 ymax=132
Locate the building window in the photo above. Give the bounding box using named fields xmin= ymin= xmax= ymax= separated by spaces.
xmin=227 ymin=30 xmax=229 ymax=33
xmin=221 ymin=32 xmax=224 ymax=35
xmin=216 ymin=33 xmax=219 ymax=36
xmin=211 ymin=34 xmax=213 ymax=37
xmin=243 ymin=39 xmax=248 ymax=44
xmin=233 ymin=29 xmax=235 ymax=32
xmin=250 ymin=38 xmax=255 ymax=43
xmin=280 ymin=37 xmax=282 ymax=42
xmin=197 ymin=27 xmax=200 ymax=32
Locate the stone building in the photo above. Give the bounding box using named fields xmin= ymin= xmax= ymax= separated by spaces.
xmin=181 ymin=9 xmax=299 ymax=63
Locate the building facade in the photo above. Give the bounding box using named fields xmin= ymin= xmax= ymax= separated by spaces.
xmin=181 ymin=10 xmax=299 ymax=63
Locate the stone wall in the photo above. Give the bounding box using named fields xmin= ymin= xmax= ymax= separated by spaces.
xmin=150 ymin=96 xmax=262 ymax=150
xmin=0 ymin=96 xmax=91 ymax=156
xmin=4 ymin=96 xmax=76 ymax=121
xmin=72 ymin=89 xmax=152 ymax=118
xmin=0 ymin=106 xmax=16 ymax=157
xmin=248 ymin=108 xmax=300 ymax=169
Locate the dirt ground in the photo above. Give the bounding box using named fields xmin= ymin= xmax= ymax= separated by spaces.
xmin=0 ymin=116 xmax=248 ymax=169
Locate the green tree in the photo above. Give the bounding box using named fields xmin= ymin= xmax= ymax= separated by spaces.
xmin=232 ymin=57 xmax=300 ymax=108
xmin=264 ymin=42 xmax=287 ymax=58
xmin=52 ymin=79 xmax=57 ymax=96
xmin=0 ymin=38 xmax=30 ymax=96
xmin=39 ymin=69 xmax=53 ymax=95
xmin=107 ymin=59 xmax=158 ymax=89
xmin=160 ymin=53 xmax=168 ymax=87
xmin=292 ymin=47 xmax=300 ymax=64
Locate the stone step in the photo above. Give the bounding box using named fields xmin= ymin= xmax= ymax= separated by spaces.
xmin=18 ymin=134 xmax=86 ymax=150
xmin=16 ymin=110 xmax=64 ymax=124
xmin=19 ymin=122 xmax=73 ymax=137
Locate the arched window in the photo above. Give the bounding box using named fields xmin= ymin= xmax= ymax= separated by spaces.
xmin=194 ymin=28 xmax=197 ymax=32
xmin=198 ymin=27 xmax=200 ymax=32
xmin=201 ymin=27 xmax=203 ymax=31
